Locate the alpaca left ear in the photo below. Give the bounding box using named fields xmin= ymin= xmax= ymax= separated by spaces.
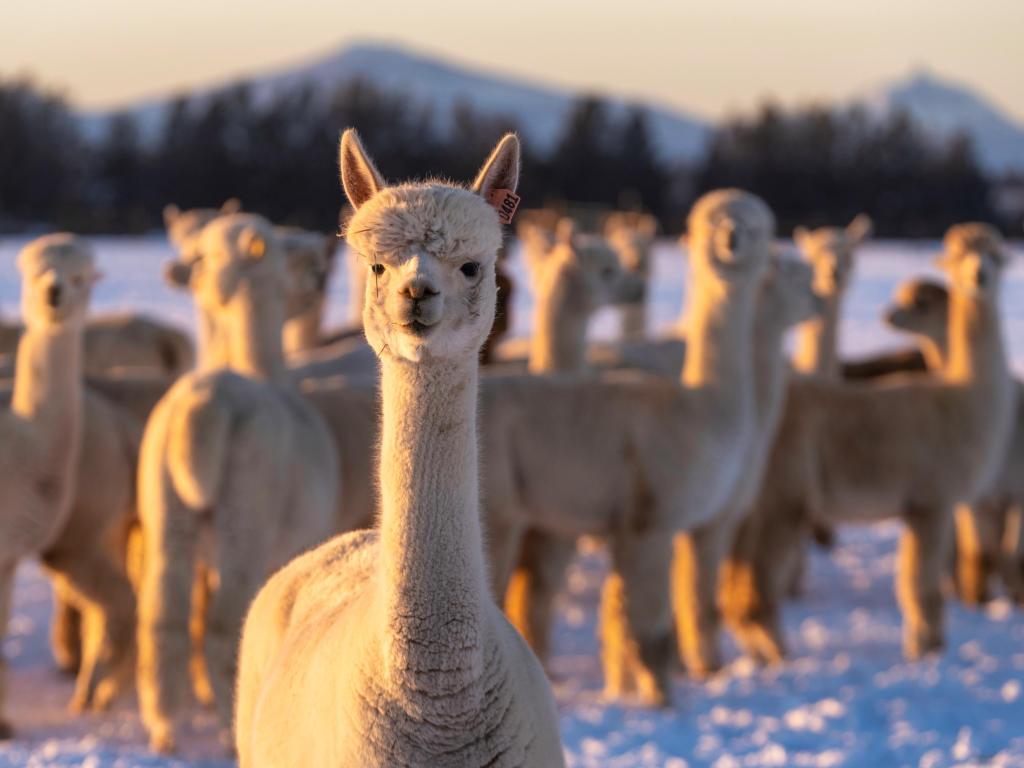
xmin=472 ymin=133 xmax=520 ymax=198
xmin=339 ymin=129 xmax=385 ymax=210
xmin=846 ymin=214 xmax=873 ymax=244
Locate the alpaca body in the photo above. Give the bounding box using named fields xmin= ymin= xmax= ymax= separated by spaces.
xmin=136 ymin=215 xmax=338 ymax=751
xmin=725 ymin=224 xmax=1014 ymax=663
xmin=0 ymin=235 xmax=98 ymax=738
xmin=237 ymin=131 xmax=563 ymax=767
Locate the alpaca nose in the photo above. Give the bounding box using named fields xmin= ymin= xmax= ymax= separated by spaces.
xmin=46 ymin=283 xmax=62 ymax=308
xmin=402 ymin=278 xmax=439 ymax=301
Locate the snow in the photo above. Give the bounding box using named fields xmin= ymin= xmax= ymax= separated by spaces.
xmin=1 ymin=236 xmax=1023 ymax=767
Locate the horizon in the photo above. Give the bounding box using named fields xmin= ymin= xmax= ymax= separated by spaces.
xmin=2 ymin=1 xmax=1023 ymax=122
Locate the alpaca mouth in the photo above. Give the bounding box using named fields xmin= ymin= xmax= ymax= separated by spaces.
xmin=401 ymin=320 xmax=436 ymax=337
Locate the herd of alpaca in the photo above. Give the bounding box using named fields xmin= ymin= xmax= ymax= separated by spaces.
xmin=0 ymin=130 xmax=1021 ymax=767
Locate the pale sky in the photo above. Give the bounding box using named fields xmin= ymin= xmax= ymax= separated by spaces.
xmin=3 ymin=0 xmax=1024 ymax=121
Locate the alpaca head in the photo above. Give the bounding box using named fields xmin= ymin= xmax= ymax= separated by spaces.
xmin=163 ymin=199 xmax=243 ymax=290
xmin=185 ymin=213 xmax=287 ymax=316
xmin=276 ymin=227 xmax=337 ymax=315
xmin=340 ymin=129 xmax=520 ymax=363
xmin=605 ymin=212 xmax=658 ymax=279
xmin=684 ymin=189 xmax=773 ymax=286
xmin=762 ymin=255 xmax=821 ymax=330
xmin=793 ymin=215 xmax=872 ymax=300
xmin=938 ymin=223 xmax=1007 ymax=299
xmin=540 ymin=218 xmax=645 ymax=310
xmin=884 ymin=279 xmax=948 ymax=346
xmin=17 ymin=234 xmax=99 ymax=330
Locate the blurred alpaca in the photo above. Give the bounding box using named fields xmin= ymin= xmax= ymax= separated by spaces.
xmin=0 ymin=235 xmax=99 ymax=738
xmin=605 ymin=211 xmax=658 ymax=340
xmin=136 ymin=215 xmax=338 ymax=752
xmin=724 ymin=224 xmax=1015 ymax=664
xmin=235 ymin=130 xmax=565 ymax=767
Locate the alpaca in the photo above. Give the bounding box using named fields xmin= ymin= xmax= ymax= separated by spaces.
xmin=0 ymin=314 xmax=194 ymax=379
xmin=278 ymin=227 xmax=338 ymax=355
xmin=0 ymin=234 xmax=99 ymax=739
xmin=723 ymin=224 xmax=1015 ymax=664
xmin=673 ymin=255 xmax=821 ymax=676
xmin=882 ymin=278 xmax=1024 ymax=604
xmin=136 ymin=214 xmax=338 ymax=752
xmin=792 ymin=215 xmax=873 ymax=377
xmin=482 ymin=189 xmax=771 ymax=704
xmin=235 ymin=130 xmax=565 ymax=767
xmin=605 ymin=212 xmax=658 ymax=340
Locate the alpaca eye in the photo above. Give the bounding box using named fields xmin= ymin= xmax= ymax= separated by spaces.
xmin=460 ymin=262 xmax=480 ymax=279
xmin=371 ymin=263 xmax=385 ymax=276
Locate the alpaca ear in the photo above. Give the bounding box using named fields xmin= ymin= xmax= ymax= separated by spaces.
xmin=163 ymin=204 xmax=181 ymax=229
xmin=339 ymin=129 xmax=385 ymax=210
xmin=637 ymin=214 xmax=658 ymax=238
xmin=221 ymin=198 xmax=242 ymax=215
xmin=604 ymin=212 xmax=624 ymax=237
xmin=472 ymin=133 xmax=520 ymax=198
xmin=163 ymin=260 xmax=193 ymax=289
xmin=556 ymin=218 xmax=577 ymax=248
xmin=846 ymin=214 xmax=873 ymax=244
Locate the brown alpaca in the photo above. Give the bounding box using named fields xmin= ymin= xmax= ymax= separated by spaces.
xmin=723 ymin=224 xmax=1015 ymax=664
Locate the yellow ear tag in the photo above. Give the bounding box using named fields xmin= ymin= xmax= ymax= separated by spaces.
xmin=249 ymin=237 xmax=266 ymax=259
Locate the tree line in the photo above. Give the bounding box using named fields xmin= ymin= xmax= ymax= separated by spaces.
xmin=0 ymin=74 xmax=1000 ymax=237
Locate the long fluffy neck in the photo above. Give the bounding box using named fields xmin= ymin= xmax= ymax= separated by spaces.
xmin=12 ymin=324 xmax=83 ymax=465
xmin=378 ymin=355 xmax=487 ymax=697
xmin=794 ymin=295 xmax=841 ymax=377
xmin=196 ymin=308 xmax=229 ymax=370
xmin=528 ymin=263 xmax=589 ymax=373
xmin=944 ymin=290 xmax=1007 ymax=386
xmin=223 ymin=288 xmax=288 ymax=382
xmin=753 ymin=306 xmax=792 ymax=429
xmin=282 ymin=300 xmax=323 ymax=356
xmin=682 ymin=274 xmax=758 ymax=397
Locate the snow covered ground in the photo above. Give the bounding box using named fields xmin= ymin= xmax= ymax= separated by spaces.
xmin=0 ymin=236 xmax=1022 ymax=767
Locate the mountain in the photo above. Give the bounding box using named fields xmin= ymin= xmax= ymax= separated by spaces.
xmin=78 ymin=41 xmax=711 ymax=162
xmin=857 ymin=69 xmax=1024 ymax=173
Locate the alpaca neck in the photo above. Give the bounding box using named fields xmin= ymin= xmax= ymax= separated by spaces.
xmin=794 ymin=296 xmax=841 ymax=377
xmin=753 ymin=308 xmax=792 ymax=428
xmin=222 ymin=289 xmax=287 ymax=382
xmin=12 ymin=324 xmax=83 ymax=463
xmin=196 ymin=308 xmax=230 ymax=370
xmin=283 ymin=301 xmax=323 ymax=356
xmin=378 ymin=355 xmax=487 ymax=696
xmin=682 ymin=275 xmax=758 ymax=399
xmin=944 ymin=290 xmax=1006 ymax=386
xmin=528 ymin=264 xmax=589 ymax=373
xmin=919 ymin=336 xmax=947 ymax=371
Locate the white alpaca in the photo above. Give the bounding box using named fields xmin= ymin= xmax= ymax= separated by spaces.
xmin=883 ymin=278 xmax=1024 ymax=604
xmin=724 ymin=224 xmax=1015 ymax=663
xmin=482 ymin=189 xmax=770 ymax=704
xmin=0 ymin=235 xmax=99 ymax=738
xmin=235 ymin=130 xmax=564 ymax=767
xmin=673 ymin=255 xmax=821 ymax=676
xmin=136 ymin=214 xmax=338 ymax=752
xmin=278 ymin=227 xmax=338 ymax=355
xmin=605 ymin=211 xmax=658 ymax=339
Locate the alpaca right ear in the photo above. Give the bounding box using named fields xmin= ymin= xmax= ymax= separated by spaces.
xmin=339 ymin=129 xmax=385 ymax=210
xmin=556 ymin=218 xmax=577 ymax=248
xmin=793 ymin=226 xmax=810 ymax=249
xmin=472 ymin=133 xmax=521 ymax=198
xmin=163 ymin=204 xmax=181 ymax=229
xmin=221 ymin=198 xmax=242 ymax=215
xmin=846 ymin=214 xmax=873 ymax=244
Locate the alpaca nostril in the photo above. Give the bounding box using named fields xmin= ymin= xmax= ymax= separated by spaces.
xmin=403 ymin=280 xmax=440 ymax=300
xmin=46 ymin=284 xmax=62 ymax=308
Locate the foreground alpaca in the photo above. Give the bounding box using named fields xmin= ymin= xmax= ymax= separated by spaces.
xmin=0 ymin=235 xmax=99 ymax=738
xmin=482 ymin=189 xmax=770 ymax=704
xmin=235 ymin=131 xmax=563 ymax=766
xmin=673 ymin=255 xmax=821 ymax=676
xmin=884 ymin=279 xmax=1024 ymax=604
xmin=724 ymin=224 xmax=1014 ymax=663
xmin=136 ymin=214 xmax=338 ymax=752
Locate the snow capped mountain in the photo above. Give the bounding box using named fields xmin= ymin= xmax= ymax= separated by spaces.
xmin=79 ymin=41 xmax=711 ymax=162
xmin=857 ymin=69 xmax=1024 ymax=173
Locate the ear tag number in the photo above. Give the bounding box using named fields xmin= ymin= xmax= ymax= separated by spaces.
xmin=487 ymin=189 xmax=521 ymax=225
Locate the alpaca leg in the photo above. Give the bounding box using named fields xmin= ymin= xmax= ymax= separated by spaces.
xmin=600 ymin=530 xmax=674 ymax=707
xmin=673 ymin=516 xmax=736 ymax=678
xmin=504 ymin=529 xmax=576 ymax=663
xmin=1002 ymin=506 xmax=1024 ymax=604
xmin=0 ymin=560 xmax=16 ymax=739
xmin=955 ymin=503 xmax=994 ymax=605
xmin=485 ymin=515 xmax=525 ymax=601
xmin=721 ymin=513 xmax=789 ymax=665
xmin=45 ymin=549 xmax=137 ymax=713
xmin=189 ymin=564 xmax=215 ymax=707
xmin=897 ymin=506 xmax=952 ymax=660
xmin=49 ymin=575 xmax=82 ymax=675
xmin=137 ymin=507 xmax=200 ymax=754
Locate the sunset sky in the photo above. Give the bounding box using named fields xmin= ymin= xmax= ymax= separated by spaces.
xmin=3 ymin=0 xmax=1023 ymax=120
